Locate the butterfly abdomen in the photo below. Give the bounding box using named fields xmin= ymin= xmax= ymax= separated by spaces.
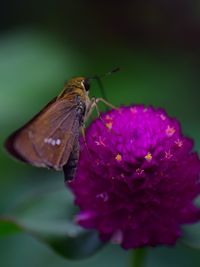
xmin=63 ymin=141 xmax=79 ymax=181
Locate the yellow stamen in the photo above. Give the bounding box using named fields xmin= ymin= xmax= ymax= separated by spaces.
xmin=115 ymin=153 xmax=122 ymax=162
xmin=106 ymin=121 xmax=113 ymax=130
xmin=166 ymin=125 xmax=175 ymax=137
xmin=145 ymin=152 xmax=152 ymax=161
xmin=105 ymin=115 xmax=112 ymax=121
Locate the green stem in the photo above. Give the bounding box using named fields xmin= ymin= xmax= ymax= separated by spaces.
xmin=131 ymin=248 xmax=147 ymax=267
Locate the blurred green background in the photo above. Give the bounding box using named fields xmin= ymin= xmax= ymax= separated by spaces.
xmin=1 ymin=0 xmax=200 ymax=266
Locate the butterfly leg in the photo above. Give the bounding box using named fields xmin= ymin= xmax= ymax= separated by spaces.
xmin=85 ymin=98 xmax=96 ymax=122
xmin=86 ymin=97 xmax=107 ymax=120
xmin=95 ymin=97 xmax=118 ymax=110
xmin=86 ymin=97 xmax=118 ymax=130
xmin=85 ymin=97 xmax=118 ymax=134
xmin=85 ymin=97 xmax=105 ymax=123
xmin=80 ymin=125 xmax=87 ymax=147
xmin=92 ymin=99 xmax=103 ymax=119
xmin=80 ymin=125 xmax=92 ymax=159
xmin=89 ymin=99 xmax=117 ymax=133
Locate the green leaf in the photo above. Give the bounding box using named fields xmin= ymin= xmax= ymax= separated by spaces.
xmin=0 ymin=216 xmax=104 ymax=259
xmin=45 ymin=228 xmax=103 ymax=259
xmin=0 ymin=218 xmax=21 ymax=236
xmin=0 ymin=186 xmax=104 ymax=259
xmin=181 ymin=222 xmax=200 ymax=250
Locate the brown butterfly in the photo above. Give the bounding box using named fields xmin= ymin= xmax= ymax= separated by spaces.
xmin=5 ymin=74 xmax=117 ymax=181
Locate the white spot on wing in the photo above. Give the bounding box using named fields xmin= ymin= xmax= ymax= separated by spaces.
xmin=51 ymin=140 xmax=56 ymax=146
xmin=56 ymin=139 xmax=61 ymax=145
xmin=44 ymin=138 xmax=61 ymax=146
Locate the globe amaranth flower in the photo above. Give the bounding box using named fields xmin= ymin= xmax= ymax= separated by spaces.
xmin=68 ymin=105 xmax=200 ymax=249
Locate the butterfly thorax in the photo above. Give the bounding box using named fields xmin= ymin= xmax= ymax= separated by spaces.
xmin=57 ymin=77 xmax=89 ymax=103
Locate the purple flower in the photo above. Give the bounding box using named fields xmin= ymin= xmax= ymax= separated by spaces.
xmin=68 ymin=105 xmax=200 ymax=249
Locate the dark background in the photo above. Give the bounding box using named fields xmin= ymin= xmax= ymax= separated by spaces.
xmin=1 ymin=1 xmax=200 ymax=266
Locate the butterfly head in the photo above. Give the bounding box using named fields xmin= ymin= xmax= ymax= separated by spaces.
xmin=58 ymin=77 xmax=91 ymax=100
xmin=67 ymin=77 xmax=90 ymax=92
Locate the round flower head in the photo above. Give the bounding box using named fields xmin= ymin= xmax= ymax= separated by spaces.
xmin=68 ymin=105 xmax=200 ymax=249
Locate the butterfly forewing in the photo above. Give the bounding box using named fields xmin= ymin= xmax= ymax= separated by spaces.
xmin=5 ymin=98 xmax=81 ymax=170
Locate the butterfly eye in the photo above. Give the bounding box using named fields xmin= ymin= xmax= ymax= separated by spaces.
xmin=83 ymin=79 xmax=90 ymax=91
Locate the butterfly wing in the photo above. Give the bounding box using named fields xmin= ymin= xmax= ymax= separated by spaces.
xmin=5 ymin=97 xmax=82 ymax=170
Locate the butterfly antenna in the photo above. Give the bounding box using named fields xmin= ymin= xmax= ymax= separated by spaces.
xmin=94 ymin=76 xmax=107 ymax=101
xmin=90 ymin=67 xmax=120 ymax=102
xmin=98 ymin=67 xmax=120 ymax=79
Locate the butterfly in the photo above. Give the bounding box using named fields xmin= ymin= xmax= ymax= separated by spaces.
xmin=5 ymin=74 xmax=117 ymax=181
